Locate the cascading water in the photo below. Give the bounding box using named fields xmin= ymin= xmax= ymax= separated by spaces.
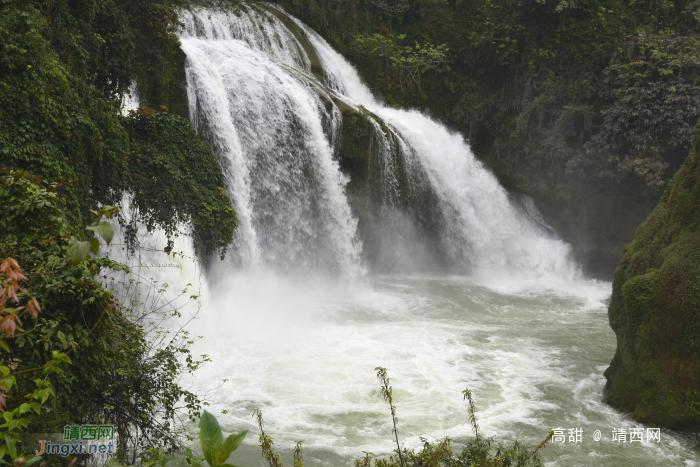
xmin=288 ymin=16 xmax=576 ymax=281
xmin=175 ymin=5 xmax=700 ymax=466
xmin=181 ymin=5 xmax=576 ymax=281
xmin=181 ymin=9 xmax=360 ymax=276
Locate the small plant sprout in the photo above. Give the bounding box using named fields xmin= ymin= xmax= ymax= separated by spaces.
xmin=293 ymin=441 xmax=303 ymax=467
xmin=375 ymin=366 xmax=404 ymax=467
xmin=198 ymin=410 xmax=247 ymax=467
xmin=462 ymin=388 xmax=481 ymax=453
xmin=107 ymin=410 xmax=246 ymax=467
xmin=253 ymin=408 xmax=283 ymax=467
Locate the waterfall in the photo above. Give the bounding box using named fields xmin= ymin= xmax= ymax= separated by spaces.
xmin=179 ymin=4 xmax=578 ymax=282
xmin=180 ymin=6 xmax=361 ymax=277
xmin=168 ymin=12 xmax=700 ymax=465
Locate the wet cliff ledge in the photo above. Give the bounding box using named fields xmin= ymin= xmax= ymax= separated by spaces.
xmin=604 ymin=120 xmax=700 ymax=431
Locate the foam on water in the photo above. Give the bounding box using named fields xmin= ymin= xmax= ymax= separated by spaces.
xmin=188 ymin=274 xmax=699 ymax=466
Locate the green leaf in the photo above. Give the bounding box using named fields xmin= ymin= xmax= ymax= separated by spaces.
xmin=88 ymin=237 xmax=99 ymax=254
xmin=0 ymin=459 xmax=10 ymax=467
xmin=199 ymin=410 xmax=224 ymax=449
xmin=5 ymin=435 xmax=16 ymax=459
xmin=199 ymin=438 xmax=215 ymax=467
xmin=67 ymin=239 xmax=90 ymax=263
xmin=211 ymin=445 xmax=221 ymax=467
xmin=0 ymin=341 xmax=9 ymax=353
xmin=218 ymin=431 xmax=247 ymax=463
xmin=24 ymin=456 xmax=42 ymax=467
xmin=18 ymin=403 xmax=30 ymax=414
xmin=87 ymin=221 xmax=114 ymax=244
xmin=106 ymin=459 xmax=126 ymax=467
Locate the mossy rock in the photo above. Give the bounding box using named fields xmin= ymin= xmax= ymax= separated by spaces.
xmin=604 ymin=119 xmax=700 ymax=431
xmin=260 ymin=4 xmax=324 ymax=82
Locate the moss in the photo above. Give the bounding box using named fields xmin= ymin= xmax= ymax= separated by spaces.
xmin=603 ymin=119 xmax=700 ymax=431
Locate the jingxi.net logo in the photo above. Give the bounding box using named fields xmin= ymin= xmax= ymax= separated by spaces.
xmin=32 ymin=425 xmax=115 ymax=457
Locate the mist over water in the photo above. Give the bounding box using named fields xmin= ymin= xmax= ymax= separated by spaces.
xmin=171 ymin=6 xmax=700 ymax=466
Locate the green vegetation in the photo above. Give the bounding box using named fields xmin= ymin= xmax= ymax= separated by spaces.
xmin=0 ymin=170 xmax=215 ymax=462
xmin=0 ymin=0 xmax=237 ymax=463
xmin=121 ymin=107 xmax=237 ymax=258
xmin=4 ymin=0 xmax=700 ymax=458
xmin=0 ymin=0 xmax=236 ymax=251
xmin=107 ymin=410 xmax=248 ymax=467
xmin=289 ymin=0 xmax=700 ymax=275
xmin=604 ymin=118 xmax=700 ymax=431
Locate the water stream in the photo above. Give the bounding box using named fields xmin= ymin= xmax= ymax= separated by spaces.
xmin=171 ymin=5 xmax=700 ymax=465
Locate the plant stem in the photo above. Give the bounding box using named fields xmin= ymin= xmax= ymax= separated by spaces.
xmin=375 ymin=367 xmax=404 ymax=467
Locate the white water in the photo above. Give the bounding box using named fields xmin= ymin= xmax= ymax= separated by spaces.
xmin=181 ymin=8 xmax=360 ymax=276
xmin=173 ymin=6 xmax=700 ymax=466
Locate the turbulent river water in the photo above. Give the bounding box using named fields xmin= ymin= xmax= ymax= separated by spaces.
xmin=123 ymin=4 xmax=700 ymax=466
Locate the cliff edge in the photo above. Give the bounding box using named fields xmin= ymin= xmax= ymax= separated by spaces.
xmin=604 ymin=120 xmax=700 ymax=431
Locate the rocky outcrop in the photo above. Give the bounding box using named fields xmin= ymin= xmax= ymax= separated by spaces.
xmin=604 ymin=120 xmax=700 ymax=431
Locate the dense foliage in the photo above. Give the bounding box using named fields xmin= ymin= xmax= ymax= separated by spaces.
xmin=0 ymin=0 xmax=236 ymax=254
xmin=0 ymin=0 xmax=237 ymax=462
xmin=604 ymin=119 xmax=700 ymax=431
xmin=0 ymin=171 xmax=209 ymax=461
xmin=290 ymin=0 xmax=700 ymax=275
xmin=121 ymin=108 xmax=237 ymax=258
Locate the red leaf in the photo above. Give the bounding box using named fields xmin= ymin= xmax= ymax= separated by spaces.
xmin=0 ymin=316 xmax=16 ymax=337
xmin=27 ymin=299 xmax=41 ymax=319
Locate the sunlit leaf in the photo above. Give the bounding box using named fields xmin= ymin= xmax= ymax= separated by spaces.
xmin=199 ymin=411 xmax=224 ymax=449
xmin=219 ymin=431 xmax=247 ymax=463
xmin=87 ymin=221 xmax=114 ymax=244
xmin=67 ymin=239 xmax=90 ymax=263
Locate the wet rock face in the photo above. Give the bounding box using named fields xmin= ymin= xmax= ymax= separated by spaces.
xmin=604 ymin=120 xmax=700 ymax=432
